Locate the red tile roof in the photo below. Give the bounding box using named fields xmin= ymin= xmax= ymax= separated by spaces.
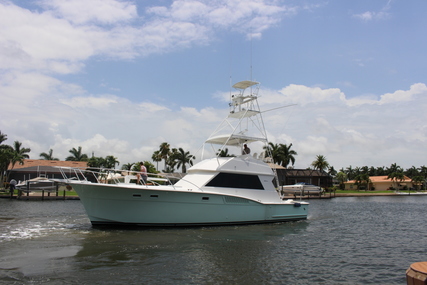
xmin=8 ymin=159 xmax=87 ymax=170
xmin=345 ymin=175 xmax=412 ymax=184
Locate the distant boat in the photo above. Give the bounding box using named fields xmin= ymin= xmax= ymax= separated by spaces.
xmin=281 ymin=182 xmax=324 ymax=196
xmin=16 ymin=177 xmax=56 ymax=192
xmin=61 ymin=80 xmax=309 ymax=227
xmin=394 ymin=191 xmax=427 ymax=195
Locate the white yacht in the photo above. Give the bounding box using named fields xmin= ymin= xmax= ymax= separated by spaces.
xmin=281 ymin=182 xmax=324 ymax=196
xmin=63 ymin=81 xmax=309 ymax=226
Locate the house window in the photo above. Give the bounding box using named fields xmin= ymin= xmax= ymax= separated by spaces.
xmin=206 ymin=173 xmax=264 ymax=190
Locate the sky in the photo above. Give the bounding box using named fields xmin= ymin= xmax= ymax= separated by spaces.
xmin=1 ymin=0 xmax=426 ymax=171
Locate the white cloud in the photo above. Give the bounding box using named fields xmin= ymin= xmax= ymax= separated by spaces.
xmin=379 ymin=83 xmax=427 ymax=105
xmin=0 ymin=0 xmax=314 ymax=77
xmin=61 ymin=95 xmax=119 ymax=109
xmin=353 ymin=1 xmax=392 ymax=22
xmin=39 ymin=0 xmax=137 ymax=25
xmin=272 ymin=84 xmax=346 ymax=106
xmin=139 ymin=102 xmax=171 ymax=113
xmin=2 ymin=72 xmax=427 ymax=170
xmin=1 ymin=0 xmax=426 ymax=172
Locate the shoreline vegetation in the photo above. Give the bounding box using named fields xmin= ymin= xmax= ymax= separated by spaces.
xmin=1 ymin=131 xmax=426 ymax=193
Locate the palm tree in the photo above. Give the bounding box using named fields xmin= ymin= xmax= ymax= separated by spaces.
xmin=279 ymin=143 xmax=297 ymax=168
xmin=121 ymin=163 xmax=134 ymax=171
xmin=353 ymin=174 xmax=363 ymax=191
xmin=367 ymin=166 xmax=376 ymax=176
xmin=311 ymin=155 xmax=329 ymax=172
xmin=387 ymin=163 xmax=403 ymax=176
xmin=0 ymin=132 xmax=13 ymax=187
xmin=328 ymin=166 xmax=337 ymax=177
xmin=164 ymin=155 xmax=177 ymax=173
xmin=158 ymin=142 xmax=170 ymax=171
xmin=387 ymin=172 xmax=405 ymax=190
xmin=405 ymin=166 xmax=420 ymax=178
xmin=216 ymin=148 xmax=234 ymax=157
xmin=0 ymin=131 xmax=7 ymax=144
xmin=10 ymin=141 xmax=31 ymax=169
xmin=66 ymin=146 xmax=88 ymax=161
xmin=411 ymin=176 xmax=424 ymax=191
xmin=87 ymin=156 xmax=104 ymax=168
xmin=40 ymin=149 xmax=59 ymax=160
xmin=419 ymin=166 xmax=427 ymax=180
xmin=336 ymin=171 xmax=347 ymax=190
xmin=376 ymin=166 xmax=386 ymax=176
xmin=174 ymin=148 xmax=195 ymax=173
xmin=345 ymin=165 xmax=355 ymax=180
xmin=360 ymin=166 xmax=369 ymax=174
xmin=359 ymin=173 xmax=371 ymax=191
xmin=263 ymin=142 xmax=281 ymax=164
xmin=104 ymin=155 xmax=119 ymax=169
xmin=151 ymin=150 xmax=162 ymax=171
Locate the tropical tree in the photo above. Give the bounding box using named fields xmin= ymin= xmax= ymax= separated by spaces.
xmin=419 ymin=166 xmax=427 ymax=180
xmin=376 ymin=166 xmax=386 ymax=176
xmin=405 ymin=166 xmax=420 ymax=178
xmin=0 ymin=132 xmax=13 ymax=187
xmin=411 ymin=176 xmax=425 ymax=191
xmin=359 ymin=173 xmax=371 ymax=191
xmin=87 ymin=156 xmax=105 ymax=168
xmin=328 ymin=166 xmax=337 ymax=177
xmin=104 ymin=155 xmax=119 ymax=169
xmin=345 ymin=165 xmax=355 ymax=180
xmin=121 ymin=163 xmax=134 ymax=171
xmin=353 ymin=174 xmax=363 ymax=191
xmin=174 ymin=147 xmax=195 ymax=173
xmin=158 ymin=142 xmax=170 ymax=171
xmin=39 ymin=149 xmax=59 ymax=160
xmin=279 ymin=143 xmax=297 ymax=168
xmin=263 ymin=142 xmax=281 ymax=164
xmin=164 ymin=148 xmax=178 ymax=173
xmin=66 ymin=146 xmax=89 ymax=161
xmin=387 ymin=172 xmax=405 ymax=190
xmin=151 ymin=150 xmax=162 ymax=171
xmin=360 ymin=166 xmax=369 ymax=174
xmin=87 ymin=155 xmax=119 ymax=169
xmin=10 ymin=141 xmax=31 ymax=170
xmin=263 ymin=142 xmax=297 ymax=167
xmin=368 ymin=166 xmax=377 ymax=176
xmin=216 ymin=148 xmax=234 ymax=157
xmin=387 ymin=163 xmax=403 ymax=175
xmin=336 ymin=171 xmax=347 ymax=190
xmin=311 ymin=155 xmax=329 ymax=172
xmin=132 ymin=161 xmax=157 ymax=175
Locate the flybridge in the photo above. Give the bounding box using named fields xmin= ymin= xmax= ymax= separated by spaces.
xmin=204 ymin=80 xmax=267 ymax=155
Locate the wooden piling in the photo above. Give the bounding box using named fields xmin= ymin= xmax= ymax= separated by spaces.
xmin=407 ymin=262 xmax=427 ymax=284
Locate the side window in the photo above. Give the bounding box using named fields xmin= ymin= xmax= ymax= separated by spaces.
xmin=206 ymin=173 xmax=264 ymax=190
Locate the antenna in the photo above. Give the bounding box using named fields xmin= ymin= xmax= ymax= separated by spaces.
xmin=229 ymin=39 xmax=233 ymax=111
xmin=250 ymin=27 xmax=253 ymax=82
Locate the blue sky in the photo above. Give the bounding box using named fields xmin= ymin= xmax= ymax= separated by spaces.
xmin=1 ymin=0 xmax=426 ymax=171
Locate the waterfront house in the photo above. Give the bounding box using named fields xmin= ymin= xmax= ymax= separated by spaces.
xmin=344 ymin=175 xmax=413 ymax=191
xmin=7 ymin=159 xmax=88 ymax=182
xmin=274 ymin=167 xmax=333 ymax=189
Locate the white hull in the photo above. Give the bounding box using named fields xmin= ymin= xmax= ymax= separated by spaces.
xmin=71 ymin=183 xmax=308 ymax=226
xmin=64 ymin=80 xmax=309 ymax=227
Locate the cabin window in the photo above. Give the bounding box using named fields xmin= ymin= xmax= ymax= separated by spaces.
xmin=205 ymin=173 xmax=264 ymax=190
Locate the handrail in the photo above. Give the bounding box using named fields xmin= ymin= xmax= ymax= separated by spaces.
xmin=55 ymin=166 xmax=207 ymax=192
xmin=57 ymin=167 xmax=181 ymax=189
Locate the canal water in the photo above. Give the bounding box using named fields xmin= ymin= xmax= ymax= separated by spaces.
xmin=0 ymin=196 xmax=426 ymax=284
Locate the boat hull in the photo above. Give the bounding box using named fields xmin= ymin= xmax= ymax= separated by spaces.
xmin=71 ymin=183 xmax=308 ymax=226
